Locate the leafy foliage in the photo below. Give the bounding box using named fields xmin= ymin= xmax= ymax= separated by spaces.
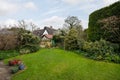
xmin=52 ymin=35 xmax=64 ymax=48
xmin=52 ymin=29 xmax=66 ymax=48
xmin=8 ymin=21 xmax=40 ymax=54
xmin=77 ymin=28 xmax=87 ymax=50
xmin=82 ymin=39 xmax=120 ymax=63
xmin=64 ymin=29 xmax=79 ymax=50
xmin=88 ymin=1 xmax=120 ymax=41
xmin=11 ymin=66 xmax=19 ymax=74
xmin=58 ymin=16 xmax=85 ymax=50
xmin=0 ymin=50 xmax=19 ymax=60
xmin=19 ymin=33 xmax=40 ymax=54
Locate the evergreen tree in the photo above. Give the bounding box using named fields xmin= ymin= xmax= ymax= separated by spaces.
xmin=64 ymin=28 xmax=79 ymax=50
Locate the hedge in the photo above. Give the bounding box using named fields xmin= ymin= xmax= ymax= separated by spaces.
xmin=88 ymin=1 xmax=120 ymax=41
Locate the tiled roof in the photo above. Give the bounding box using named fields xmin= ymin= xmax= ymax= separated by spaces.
xmin=33 ymin=26 xmax=56 ymax=38
xmin=44 ymin=27 xmax=56 ymax=35
xmin=42 ymin=34 xmax=53 ymax=39
xmin=33 ymin=29 xmax=44 ymax=37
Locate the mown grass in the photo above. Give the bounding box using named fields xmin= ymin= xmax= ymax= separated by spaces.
xmin=4 ymin=48 xmax=120 ymax=80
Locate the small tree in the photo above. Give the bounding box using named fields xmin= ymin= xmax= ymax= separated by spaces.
xmin=64 ymin=28 xmax=79 ymax=50
xmin=17 ymin=21 xmax=41 ymax=53
xmin=64 ymin=16 xmax=85 ymax=50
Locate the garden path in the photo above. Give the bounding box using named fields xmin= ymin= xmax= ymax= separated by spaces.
xmin=0 ymin=61 xmax=11 ymax=80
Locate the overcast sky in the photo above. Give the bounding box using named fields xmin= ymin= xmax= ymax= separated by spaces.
xmin=0 ymin=0 xmax=119 ymax=30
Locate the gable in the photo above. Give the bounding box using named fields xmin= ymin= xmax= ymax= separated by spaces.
xmin=42 ymin=36 xmax=48 ymax=40
xmin=43 ymin=30 xmax=48 ymax=35
xmin=33 ymin=26 xmax=57 ymax=38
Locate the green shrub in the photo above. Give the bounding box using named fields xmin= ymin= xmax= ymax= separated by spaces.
xmin=52 ymin=35 xmax=64 ymax=47
xmin=79 ymin=39 xmax=120 ymax=63
xmin=20 ymin=33 xmax=40 ymax=45
xmin=104 ymin=54 xmax=120 ymax=63
xmin=111 ymin=54 xmax=120 ymax=63
xmin=110 ymin=43 xmax=120 ymax=55
xmin=19 ymin=33 xmax=40 ymax=54
xmin=82 ymin=39 xmax=120 ymax=63
xmin=64 ymin=29 xmax=79 ymax=50
xmin=11 ymin=66 xmax=19 ymax=74
xmin=0 ymin=50 xmax=19 ymax=60
xmin=20 ymin=44 xmax=40 ymax=54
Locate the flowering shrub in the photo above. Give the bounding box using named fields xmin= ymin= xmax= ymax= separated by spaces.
xmin=9 ymin=59 xmax=21 ymax=66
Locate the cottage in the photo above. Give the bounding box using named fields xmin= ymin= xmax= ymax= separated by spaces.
xmin=33 ymin=26 xmax=57 ymax=48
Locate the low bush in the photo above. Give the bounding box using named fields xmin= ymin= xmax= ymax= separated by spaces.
xmin=52 ymin=35 xmax=64 ymax=48
xmin=82 ymin=39 xmax=120 ymax=63
xmin=11 ymin=66 xmax=19 ymax=74
xmin=20 ymin=44 xmax=40 ymax=54
xmin=19 ymin=33 xmax=40 ymax=54
xmin=111 ymin=54 xmax=120 ymax=63
xmin=0 ymin=50 xmax=19 ymax=60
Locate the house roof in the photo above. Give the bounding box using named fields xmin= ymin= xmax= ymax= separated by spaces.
xmin=42 ymin=34 xmax=53 ymax=39
xmin=33 ymin=26 xmax=57 ymax=38
xmin=44 ymin=27 xmax=56 ymax=35
xmin=33 ymin=29 xmax=44 ymax=37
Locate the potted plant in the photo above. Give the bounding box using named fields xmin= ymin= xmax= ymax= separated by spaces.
xmin=19 ymin=63 xmax=25 ymax=70
xmin=11 ymin=66 xmax=19 ymax=74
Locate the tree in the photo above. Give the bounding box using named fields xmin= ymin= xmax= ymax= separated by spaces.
xmin=64 ymin=16 xmax=82 ymax=29
xmin=64 ymin=28 xmax=79 ymax=50
xmin=64 ymin=16 xmax=85 ymax=50
xmin=76 ymin=25 xmax=85 ymax=50
xmin=64 ymin=16 xmax=84 ymax=38
xmin=18 ymin=20 xmax=27 ymax=30
xmin=30 ymin=22 xmax=37 ymax=32
xmin=16 ymin=21 xmax=40 ymax=53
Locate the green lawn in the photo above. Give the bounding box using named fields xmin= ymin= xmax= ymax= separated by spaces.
xmin=4 ymin=49 xmax=120 ymax=80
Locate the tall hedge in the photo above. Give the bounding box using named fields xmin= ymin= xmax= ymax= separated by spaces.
xmin=88 ymin=1 xmax=120 ymax=41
